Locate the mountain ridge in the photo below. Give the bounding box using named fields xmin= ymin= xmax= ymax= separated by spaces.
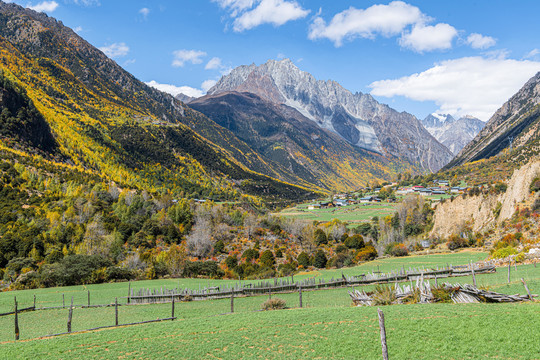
xmin=208 ymin=58 xmax=453 ymax=172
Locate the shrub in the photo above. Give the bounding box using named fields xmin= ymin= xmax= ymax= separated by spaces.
xmin=314 ymin=229 xmax=328 ymax=246
xmin=372 ymin=285 xmax=396 ymax=306
xmin=530 ymin=177 xmax=540 ymax=193
xmin=241 ymin=248 xmax=259 ymax=262
xmin=260 ymin=250 xmax=276 ymax=268
xmin=355 ymin=246 xmax=378 ymax=262
xmin=225 ymin=255 xmax=238 ymax=270
xmin=261 ymin=298 xmax=286 ymax=310
xmin=297 ymin=252 xmax=310 ymax=268
xmin=446 ymin=234 xmax=469 ymax=250
xmin=335 ymin=244 xmax=348 ymax=253
xmin=183 ymin=261 xmax=224 ymax=278
xmin=491 ymin=246 xmax=518 ymax=259
xmin=213 ymin=240 xmax=225 ymax=254
xmin=275 ymin=248 xmax=283 ymax=258
xmin=384 ymin=243 xmax=408 ymax=257
xmin=327 ymin=253 xmax=352 ymax=269
xmin=344 ymin=234 xmax=365 ymax=250
xmin=313 ymin=250 xmax=327 ymax=268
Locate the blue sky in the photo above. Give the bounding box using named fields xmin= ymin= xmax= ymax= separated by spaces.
xmin=7 ymin=0 xmax=540 ymax=121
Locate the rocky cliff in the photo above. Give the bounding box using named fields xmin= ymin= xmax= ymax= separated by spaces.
xmin=422 ymin=114 xmax=485 ymax=155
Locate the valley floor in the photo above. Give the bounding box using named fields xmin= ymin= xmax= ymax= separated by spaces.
xmin=1 ymin=251 xmax=538 ymax=359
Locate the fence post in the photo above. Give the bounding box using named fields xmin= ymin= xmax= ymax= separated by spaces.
xmin=230 ymin=292 xmax=234 ymax=313
xmin=63 ymin=293 xmax=65 ymax=308
xmin=115 ymin=297 xmax=119 ymax=326
xmin=14 ymin=297 xmax=19 ymax=341
xmin=299 ymin=286 xmax=303 ymax=308
xmin=269 ymin=288 xmax=272 ymax=300
xmin=378 ymin=308 xmax=389 ymax=360
xmin=507 ymin=264 xmax=511 ymax=283
xmin=33 ymin=295 xmax=36 ymax=310
xmin=67 ymin=296 xmax=73 ymax=333
xmin=128 ymin=281 xmax=131 ymax=304
xmin=171 ymin=296 xmax=175 ymax=319
xmin=514 ymin=261 xmax=517 ymax=271
xmin=521 ymin=278 xmax=532 ymax=300
xmin=434 ymin=275 xmax=438 ymax=288
xmin=88 ymin=291 xmax=90 ymax=307
xmin=472 ymin=267 xmax=477 ymax=287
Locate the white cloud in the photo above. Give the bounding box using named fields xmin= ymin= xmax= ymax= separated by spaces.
xmin=172 ymin=49 xmax=207 ymax=67
xmin=308 ymin=1 xmax=425 ymax=47
xmin=139 ymin=7 xmax=150 ymax=19
xmin=28 ymin=1 xmax=58 ymax=12
xmin=466 ymin=33 xmax=496 ymax=50
xmin=99 ymin=43 xmax=129 ymax=58
xmin=233 ymin=0 xmax=310 ymax=32
xmin=205 ymin=57 xmax=222 ymax=70
xmin=146 ymin=80 xmax=205 ymax=98
xmin=73 ymin=26 xmax=83 ymax=33
xmin=70 ymin=0 xmax=100 ymax=5
xmin=525 ymin=49 xmax=540 ymax=59
xmin=399 ymin=23 xmax=457 ymax=53
xmin=202 ymin=79 xmax=217 ymax=92
xmin=213 ymin=0 xmax=254 ymax=16
xmin=369 ymin=56 xmax=540 ymax=121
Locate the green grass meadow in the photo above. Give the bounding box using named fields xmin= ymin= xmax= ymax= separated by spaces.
xmin=276 ymin=203 xmax=398 ymax=224
xmin=1 ymin=251 xmax=540 ymax=359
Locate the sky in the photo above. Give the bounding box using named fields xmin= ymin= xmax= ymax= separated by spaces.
xmin=5 ymin=0 xmax=540 ymax=121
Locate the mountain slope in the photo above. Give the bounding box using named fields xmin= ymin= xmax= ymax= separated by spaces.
xmin=0 ymin=2 xmax=316 ymax=201
xmin=446 ymin=71 xmax=540 ymax=169
xmin=422 ymin=114 xmax=485 ymax=155
xmin=208 ymin=59 xmax=453 ymax=172
xmin=190 ymin=91 xmax=405 ymax=190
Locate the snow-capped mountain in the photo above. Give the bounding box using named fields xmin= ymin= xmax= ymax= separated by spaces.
xmin=422 ymin=114 xmax=485 ymax=155
xmin=208 ymin=59 xmax=453 ymax=172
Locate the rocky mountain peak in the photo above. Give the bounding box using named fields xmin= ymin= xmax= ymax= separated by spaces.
xmin=208 ymin=59 xmax=453 ymax=172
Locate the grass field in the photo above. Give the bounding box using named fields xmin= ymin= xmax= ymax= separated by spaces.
xmin=1 ymin=251 xmax=539 ymax=359
xmin=276 ymin=203 xmax=398 ymax=224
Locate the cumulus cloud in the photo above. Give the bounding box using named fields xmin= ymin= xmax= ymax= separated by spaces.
xmin=73 ymin=26 xmax=83 ymax=33
xmin=399 ymin=23 xmax=457 ymax=53
xmin=99 ymin=43 xmax=129 ymax=58
xmin=70 ymin=0 xmax=100 ymax=5
xmin=369 ymin=56 xmax=540 ymax=120
xmin=233 ymin=0 xmax=309 ymax=32
xmin=466 ymin=33 xmax=496 ymax=50
xmin=139 ymin=7 xmax=150 ymax=19
xmin=172 ymin=49 xmax=207 ymax=67
xmin=28 ymin=1 xmax=58 ymax=12
xmin=308 ymin=1 xmax=425 ymax=47
xmin=214 ymin=0 xmax=309 ymax=32
xmin=205 ymin=57 xmax=222 ymax=70
xmin=146 ymin=80 xmax=215 ymax=98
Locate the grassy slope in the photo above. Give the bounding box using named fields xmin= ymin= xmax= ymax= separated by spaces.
xmin=0 ymin=265 xmax=539 ymax=358
xmin=1 ymin=252 xmax=539 ymax=359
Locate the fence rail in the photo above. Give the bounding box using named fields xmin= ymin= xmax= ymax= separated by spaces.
xmin=127 ymin=263 xmax=497 ymax=304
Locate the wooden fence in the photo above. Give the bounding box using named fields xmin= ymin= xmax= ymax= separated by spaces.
xmin=127 ymin=263 xmax=497 ymax=304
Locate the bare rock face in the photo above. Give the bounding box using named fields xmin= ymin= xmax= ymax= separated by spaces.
xmin=430 ymin=158 xmax=540 ymax=238
xmin=422 ymin=114 xmax=485 ymax=155
xmin=447 ymin=72 xmax=540 ymax=168
xmin=209 ymin=59 xmax=453 ymax=172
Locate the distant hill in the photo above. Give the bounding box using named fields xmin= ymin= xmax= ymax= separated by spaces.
xmin=421 ymin=114 xmax=485 ymax=155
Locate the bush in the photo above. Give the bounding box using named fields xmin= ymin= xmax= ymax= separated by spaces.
xmin=183 ymin=261 xmax=224 ymax=278
xmin=344 ymin=234 xmax=365 ymax=249
xmin=355 ymin=246 xmax=378 ymax=262
xmin=261 ymin=298 xmax=286 ymax=310
xmin=241 ymin=248 xmax=259 ymax=262
xmin=384 ymin=243 xmax=408 ymax=257
xmin=313 ymin=250 xmax=327 ymax=268
xmin=213 ymin=240 xmax=225 ymax=254
xmin=327 ymin=252 xmax=353 ymax=269
xmin=446 ymin=234 xmax=469 ymax=250
xmin=297 ymin=252 xmax=310 ymax=268
xmin=530 ymin=177 xmax=540 ymax=193
xmin=491 ymin=246 xmax=518 ymax=259
xmin=314 ymin=229 xmax=328 ymax=246
xmin=260 ymin=250 xmax=276 ymax=268
xmin=372 ymin=285 xmax=396 ymax=306
xmin=225 ymin=255 xmax=238 ymax=270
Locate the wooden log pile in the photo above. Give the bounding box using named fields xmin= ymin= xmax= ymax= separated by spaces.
xmin=349 ymin=280 xmax=537 ymax=306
